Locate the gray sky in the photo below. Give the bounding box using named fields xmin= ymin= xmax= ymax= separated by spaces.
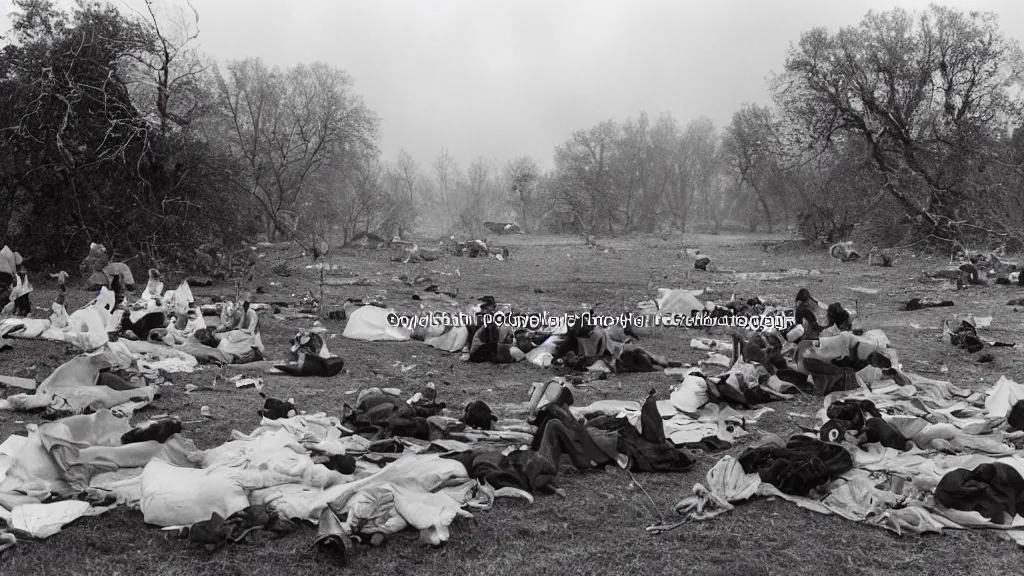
xmin=3 ymin=0 xmax=1024 ymax=169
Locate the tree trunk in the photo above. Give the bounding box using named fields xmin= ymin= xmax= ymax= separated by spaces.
xmin=751 ymin=187 xmax=773 ymax=233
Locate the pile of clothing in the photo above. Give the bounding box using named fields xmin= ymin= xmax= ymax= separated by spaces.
xmin=1 ymin=274 xmax=268 ymax=367
xmin=0 ymin=336 xmax=195 ymax=416
xmin=660 ymin=357 xmax=1024 ymax=547
xmin=341 ymin=296 xmax=674 ymax=373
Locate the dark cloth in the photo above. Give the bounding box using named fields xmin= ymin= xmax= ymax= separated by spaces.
xmin=274 ymin=354 xmax=345 ymax=377
xmin=826 ymin=399 xmax=883 ymax=432
xmin=615 ymin=346 xmax=662 ymax=373
xmin=13 ymin=293 xmax=30 ymax=317
xmin=794 ymin=306 xmax=822 ymax=337
xmin=861 ymin=418 xmax=910 ymax=450
xmin=121 ymin=418 xmax=183 ymax=445
xmin=1008 ymin=401 xmax=1024 ymax=432
xmin=323 ymin=454 xmax=357 ymax=475
xmin=950 ymin=321 xmax=984 ymax=354
xmin=124 ymin=311 xmax=169 ymax=341
xmin=904 ymin=297 xmax=954 ymax=311
xmin=461 ymin=400 xmax=497 ymax=430
xmin=776 ymin=368 xmax=810 ymax=389
xmin=444 ymin=450 xmax=534 ymax=492
xmin=468 ymin=322 xmax=519 ymax=363
xmin=616 ymin=392 xmax=694 ymax=473
xmin=738 ymin=435 xmax=853 ymax=496
xmin=187 ymin=505 xmax=295 ymax=549
xmin=705 ymin=370 xmax=781 ymax=408
xmin=97 ymin=370 xmax=143 ymax=392
xmin=345 ymin=392 xmax=442 ymax=441
xmin=530 ymin=387 xmax=619 ymax=471
xmin=826 ymin=303 xmax=852 ymax=331
xmin=257 ymin=396 xmax=295 ymax=420
xmin=681 ymin=436 xmax=733 ymax=453
xmin=935 ymin=463 xmax=1024 ymax=525
xmin=533 ymin=419 xmax=617 ymax=471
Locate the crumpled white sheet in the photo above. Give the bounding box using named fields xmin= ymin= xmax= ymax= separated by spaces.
xmin=306 ymin=453 xmax=485 ymax=546
xmin=423 ymin=325 xmax=470 ymax=353
xmin=119 ymin=339 xmax=198 ymax=373
xmin=670 ymin=366 xmax=1024 ymax=546
xmin=139 ymin=417 xmax=352 ymax=527
xmin=0 ymin=410 xmax=194 ymax=499
xmin=637 ymin=288 xmax=707 ymax=318
xmin=131 ymin=281 xmax=193 ymax=324
xmin=670 ymin=370 xmax=710 ymax=414
xmin=342 ymin=306 xmax=412 ymax=341
xmin=985 ymin=376 xmax=1024 ymax=419
xmin=0 ymin=500 xmax=114 ymax=539
xmin=674 ymin=456 xmax=760 ymax=520
xmin=569 ymin=390 xmax=768 ymax=445
xmin=140 ymin=459 xmax=250 ymax=526
xmin=0 ymin=355 xmax=160 ymax=415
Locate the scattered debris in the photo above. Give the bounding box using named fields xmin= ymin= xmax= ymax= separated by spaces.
xmin=943 ymin=319 xmax=984 ymax=353
xmin=323 ymin=276 xmax=376 ymax=287
xmin=867 ymin=249 xmax=893 ymax=267
xmin=829 ymin=241 xmax=861 ymax=262
xmin=904 ymin=297 xmax=954 ymax=311
xmin=344 ymin=232 xmax=388 ymax=249
xmin=694 ymin=257 xmax=711 ymax=271
xmin=482 ymin=221 xmax=524 ymax=235
xmin=848 ymin=286 xmax=879 ymax=295
xmin=970 ymin=315 xmax=993 ymax=329
xmin=731 ymin=269 xmax=824 ymax=281
xmin=257 ymin=394 xmax=296 ymax=420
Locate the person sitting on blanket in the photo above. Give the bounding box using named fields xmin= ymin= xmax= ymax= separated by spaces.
xmin=212 ymin=299 xmax=265 ymax=363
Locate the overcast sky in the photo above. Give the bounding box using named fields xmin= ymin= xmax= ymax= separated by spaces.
xmin=3 ymin=0 xmax=1024 ymax=169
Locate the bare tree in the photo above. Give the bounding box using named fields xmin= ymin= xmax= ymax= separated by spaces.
xmin=723 ymin=105 xmax=780 ymax=232
xmin=680 ymin=117 xmax=721 ymax=232
xmin=432 ymin=148 xmax=459 ymax=233
xmin=772 ymin=4 xmax=1024 ymax=244
xmin=552 ymin=121 xmax=619 ymax=234
xmin=386 ymin=149 xmax=421 ymax=238
xmin=609 ymin=113 xmax=649 ymax=232
xmin=213 ymin=58 xmax=379 ymax=244
xmin=504 ymin=156 xmax=540 ymax=232
xmin=120 ymin=0 xmax=207 ymax=138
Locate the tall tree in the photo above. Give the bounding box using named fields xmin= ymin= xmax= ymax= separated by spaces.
xmin=1 ymin=0 xmax=248 ymax=267
xmin=213 ymin=58 xmax=378 ymax=244
xmin=504 ymin=156 xmax=540 ymax=233
xmin=772 ymin=4 xmax=1024 ymax=243
xmin=552 ymin=121 xmax=619 ymax=234
xmin=432 ymin=148 xmax=459 ymax=233
xmin=723 ymin=105 xmax=781 ymax=232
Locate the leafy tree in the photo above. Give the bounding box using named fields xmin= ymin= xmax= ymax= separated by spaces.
xmin=772 ymin=4 xmax=1024 ymax=245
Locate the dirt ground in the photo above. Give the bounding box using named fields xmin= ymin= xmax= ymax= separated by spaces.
xmin=2 ymin=232 xmax=1024 ymax=576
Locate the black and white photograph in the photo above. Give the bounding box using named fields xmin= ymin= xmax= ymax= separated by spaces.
xmin=3 ymin=0 xmax=1024 ymax=574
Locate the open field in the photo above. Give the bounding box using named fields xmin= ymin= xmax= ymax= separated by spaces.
xmin=3 ymin=233 xmax=1024 ymax=576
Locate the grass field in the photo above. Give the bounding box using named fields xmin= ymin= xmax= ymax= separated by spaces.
xmin=3 ymin=232 xmax=1024 ymax=576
